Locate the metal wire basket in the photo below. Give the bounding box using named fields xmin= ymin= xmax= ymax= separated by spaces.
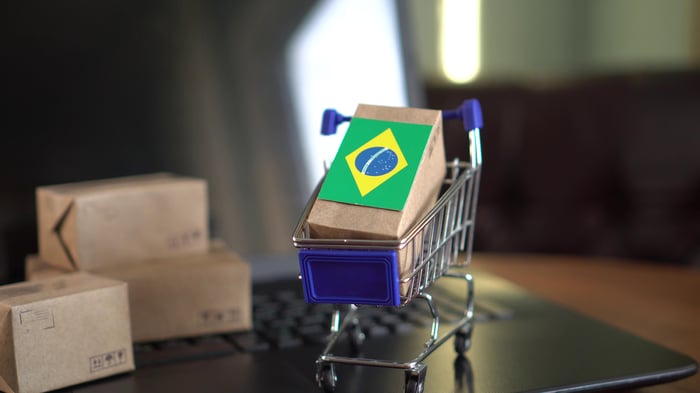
xmin=292 ymin=99 xmax=483 ymax=393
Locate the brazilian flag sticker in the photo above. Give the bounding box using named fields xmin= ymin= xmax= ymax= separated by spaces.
xmin=318 ymin=117 xmax=433 ymax=211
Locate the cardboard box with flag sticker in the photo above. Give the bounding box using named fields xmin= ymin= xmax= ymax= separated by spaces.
xmin=305 ymin=104 xmax=446 ymax=299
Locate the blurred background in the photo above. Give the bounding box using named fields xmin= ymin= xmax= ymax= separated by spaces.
xmin=2 ymin=0 xmax=699 ymax=285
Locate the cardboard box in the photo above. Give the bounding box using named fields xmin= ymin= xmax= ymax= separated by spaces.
xmin=25 ymin=240 xmax=250 ymax=343
xmin=0 ymin=273 xmax=134 ymax=393
xmin=306 ymin=104 xmax=446 ymax=284
xmin=93 ymin=248 xmax=252 ymax=343
xmin=307 ymin=104 xmax=445 ymax=240
xmin=37 ymin=173 xmax=209 ymax=271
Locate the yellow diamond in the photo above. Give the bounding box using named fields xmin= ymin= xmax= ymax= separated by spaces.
xmin=345 ymin=128 xmax=408 ymax=196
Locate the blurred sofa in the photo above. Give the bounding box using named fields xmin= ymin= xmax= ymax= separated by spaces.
xmin=427 ymin=71 xmax=700 ymax=265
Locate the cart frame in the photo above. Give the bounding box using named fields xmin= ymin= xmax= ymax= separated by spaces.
xmin=292 ymin=99 xmax=483 ymax=393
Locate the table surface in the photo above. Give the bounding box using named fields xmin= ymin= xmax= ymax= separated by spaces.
xmin=472 ymin=253 xmax=700 ymax=393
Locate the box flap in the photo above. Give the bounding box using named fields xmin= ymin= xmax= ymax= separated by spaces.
xmin=37 ymin=188 xmax=77 ymax=269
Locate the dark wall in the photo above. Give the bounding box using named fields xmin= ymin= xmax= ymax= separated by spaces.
xmin=2 ymin=1 xmax=316 ymax=284
xmin=428 ymin=72 xmax=700 ymax=265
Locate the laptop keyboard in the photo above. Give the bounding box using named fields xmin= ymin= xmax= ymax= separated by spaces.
xmin=133 ymin=280 xmax=514 ymax=368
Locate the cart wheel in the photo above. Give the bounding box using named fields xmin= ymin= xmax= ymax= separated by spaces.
xmin=404 ymin=364 xmax=427 ymax=393
xmin=317 ymin=364 xmax=337 ymax=393
xmin=454 ymin=333 xmax=471 ymax=354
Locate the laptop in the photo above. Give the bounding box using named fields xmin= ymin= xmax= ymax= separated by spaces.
xmin=52 ymin=253 xmax=696 ymax=393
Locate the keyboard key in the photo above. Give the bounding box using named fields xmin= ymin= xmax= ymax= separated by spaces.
xmin=228 ymin=331 xmax=271 ymax=352
xmin=268 ymin=318 xmax=298 ymax=330
xmin=275 ymin=290 xmax=299 ymax=301
xmin=253 ymin=293 xmax=271 ymax=305
xmin=254 ymin=308 xmax=279 ymax=322
xmin=359 ymin=317 xmax=379 ymax=330
xmin=299 ymin=313 xmax=328 ymax=326
xmin=297 ymin=324 xmax=326 ymax=336
xmin=135 ymin=337 xmax=236 ymax=368
xmin=297 ymin=324 xmax=329 ymax=346
xmin=366 ymin=325 xmax=390 ymax=338
xmin=392 ymin=321 xmax=414 ymax=335
xmin=311 ymin=303 xmax=336 ymax=314
xmin=301 ymin=331 xmax=330 ymax=345
xmin=258 ymin=327 xmax=303 ymax=349
xmin=275 ymin=334 xmax=304 ymax=349
xmin=283 ymin=306 xmax=310 ymax=318
xmin=377 ymin=313 xmax=403 ymax=326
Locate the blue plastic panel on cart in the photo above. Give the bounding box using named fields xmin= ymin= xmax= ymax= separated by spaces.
xmin=299 ymin=249 xmax=401 ymax=306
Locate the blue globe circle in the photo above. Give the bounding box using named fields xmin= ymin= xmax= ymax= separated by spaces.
xmin=355 ymin=147 xmax=398 ymax=176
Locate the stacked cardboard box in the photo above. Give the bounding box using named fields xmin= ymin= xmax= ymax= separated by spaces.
xmin=36 ymin=173 xmax=209 ymax=271
xmin=32 ymin=173 xmax=252 ymax=342
xmin=26 ymin=244 xmax=251 ymax=343
xmin=1 ymin=173 xmax=252 ymax=393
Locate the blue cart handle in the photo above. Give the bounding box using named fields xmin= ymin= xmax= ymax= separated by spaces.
xmin=320 ymin=99 xmax=483 ymax=135
xmin=442 ymin=99 xmax=483 ymax=131
xmin=320 ymin=109 xmax=351 ymax=136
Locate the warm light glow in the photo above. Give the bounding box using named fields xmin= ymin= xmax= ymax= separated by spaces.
xmin=441 ymin=0 xmax=481 ymax=83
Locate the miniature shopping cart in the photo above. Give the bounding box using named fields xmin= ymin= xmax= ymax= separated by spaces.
xmin=292 ymin=99 xmax=483 ymax=393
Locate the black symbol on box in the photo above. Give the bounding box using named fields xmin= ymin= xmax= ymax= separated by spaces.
xmin=200 ymin=308 xmax=241 ymax=325
xmin=166 ymin=228 xmax=204 ymax=250
xmin=91 ymin=357 xmax=103 ymax=370
xmin=90 ymin=349 xmax=128 ymax=373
